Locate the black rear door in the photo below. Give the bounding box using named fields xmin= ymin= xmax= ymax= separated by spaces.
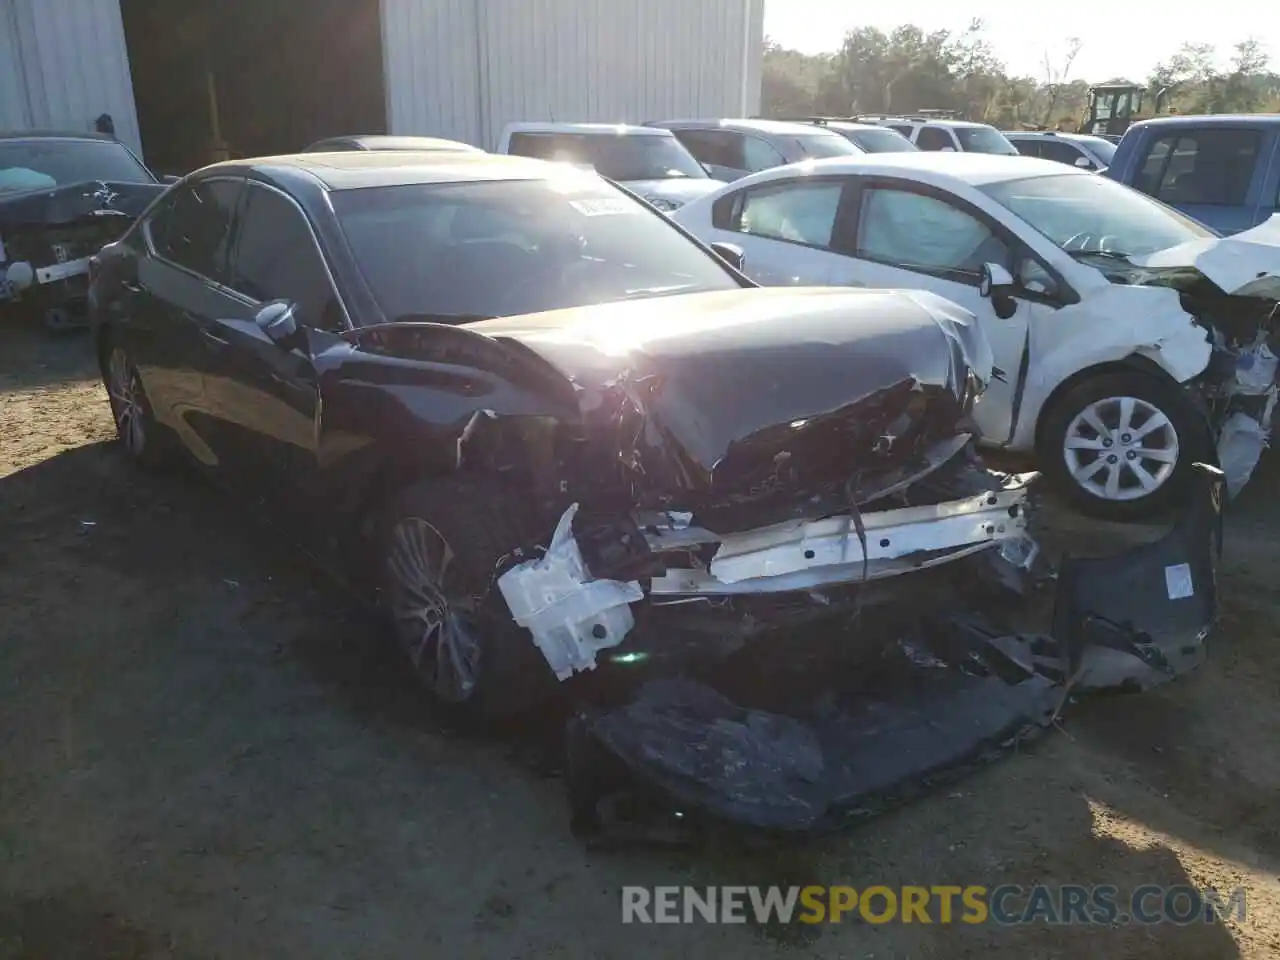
xmin=130 ymin=177 xmax=245 ymax=468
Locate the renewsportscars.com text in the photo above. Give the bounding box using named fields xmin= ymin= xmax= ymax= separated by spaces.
xmin=621 ymin=884 xmax=1248 ymax=926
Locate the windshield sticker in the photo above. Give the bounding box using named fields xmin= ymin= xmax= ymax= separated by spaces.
xmin=569 ymin=197 xmax=640 ymax=217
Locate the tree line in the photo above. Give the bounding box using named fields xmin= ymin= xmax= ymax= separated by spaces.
xmin=761 ymin=20 xmax=1280 ymax=129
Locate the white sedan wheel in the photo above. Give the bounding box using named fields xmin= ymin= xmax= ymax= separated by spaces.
xmin=1062 ymin=394 xmax=1180 ymax=502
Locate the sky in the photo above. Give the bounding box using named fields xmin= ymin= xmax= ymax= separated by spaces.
xmin=763 ymin=0 xmax=1276 ymax=83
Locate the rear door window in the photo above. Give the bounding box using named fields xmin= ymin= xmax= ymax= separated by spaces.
xmin=1011 ymin=139 xmax=1043 ymax=158
xmin=916 ymin=126 xmax=956 ymax=151
xmin=731 ymin=179 xmax=846 ymax=249
xmin=1135 ymin=129 xmax=1261 ymax=206
xmin=229 ymin=184 xmax=343 ymax=330
xmin=153 ymin=178 xmax=242 ymax=282
xmin=673 ymin=129 xmax=740 ymax=170
xmin=1039 ymin=139 xmax=1088 ymax=166
xmin=741 ymin=135 xmax=786 ymax=172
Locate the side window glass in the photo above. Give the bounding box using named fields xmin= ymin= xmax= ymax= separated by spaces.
xmin=1017 ymin=257 xmax=1058 ymax=297
xmin=1134 ymin=137 xmax=1174 ymax=195
xmin=506 ymin=133 xmax=547 ymax=158
xmin=735 ymin=180 xmax=843 ymax=248
xmin=230 ymin=185 xmax=342 ymax=331
xmin=1155 ymin=130 xmax=1260 ymax=206
xmin=1040 ymin=140 xmax=1086 ymax=165
xmin=856 ymin=188 xmax=1010 ymax=280
xmin=159 ymin=179 xmax=241 ymax=280
xmin=674 ymin=130 xmax=724 ymax=168
xmin=916 ymin=126 xmax=954 ymax=151
xmin=1011 ymin=139 xmax=1040 ymax=158
xmin=741 ymin=136 xmax=786 ymax=172
xmin=145 ymin=195 xmax=175 ymax=253
xmin=888 ymin=125 xmax=914 ymax=137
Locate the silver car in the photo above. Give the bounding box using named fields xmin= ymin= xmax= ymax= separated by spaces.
xmin=646 ymin=118 xmax=858 ymax=181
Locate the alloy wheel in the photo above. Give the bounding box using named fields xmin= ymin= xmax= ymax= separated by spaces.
xmin=107 ymin=347 xmax=147 ymax=457
xmin=1062 ymin=395 xmax=1180 ymax=502
xmin=384 ymin=516 xmax=482 ymax=703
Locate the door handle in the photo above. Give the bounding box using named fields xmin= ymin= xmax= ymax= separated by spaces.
xmin=199 ymin=327 xmax=229 ymax=349
xmin=121 ymin=279 xmax=143 ymax=294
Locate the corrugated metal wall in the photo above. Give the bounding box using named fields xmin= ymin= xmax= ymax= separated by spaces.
xmin=382 ymin=0 xmax=763 ymax=149
xmin=0 ymin=0 xmax=141 ymax=152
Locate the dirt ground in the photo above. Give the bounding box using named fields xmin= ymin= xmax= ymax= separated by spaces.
xmin=2 ymin=320 xmax=1279 ymax=960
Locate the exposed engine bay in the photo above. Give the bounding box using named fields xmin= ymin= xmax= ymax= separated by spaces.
xmin=1124 ymin=216 xmax=1280 ymax=499
xmin=353 ymin=287 xmax=1224 ymax=842
xmin=0 ymin=179 xmax=162 ymax=330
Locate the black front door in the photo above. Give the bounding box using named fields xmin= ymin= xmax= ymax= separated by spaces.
xmin=200 ymin=181 xmax=347 ymax=534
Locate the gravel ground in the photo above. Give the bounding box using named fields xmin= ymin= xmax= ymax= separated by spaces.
xmin=2 ymin=320 xmax=1279 ymax=958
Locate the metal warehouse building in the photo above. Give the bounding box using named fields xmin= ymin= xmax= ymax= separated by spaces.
xmin=1 ymin=0 xmax=763 ymax=173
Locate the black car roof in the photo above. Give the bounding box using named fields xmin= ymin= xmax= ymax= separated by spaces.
xmin=0 ymin=130 xmax=119 ymax=142
xmin=197 ymin=151 xmax=565 ymax=192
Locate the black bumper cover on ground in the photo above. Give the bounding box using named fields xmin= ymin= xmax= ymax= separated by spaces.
xmin=566 ymin=466 xmax=1224 ymax=844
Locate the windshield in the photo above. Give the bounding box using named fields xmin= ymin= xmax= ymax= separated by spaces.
xmin=0 ymin=139 xmax=154 ymax=193
xmin=539 ymin=133 xmax=707 ymax=181
xmin=1075 ymin=135 xmax=1117 ymax=165
xmin=841 ymin=127 xmax=918 ymax=153
xmin=332 ymin=176 xmax=741 ymax=321
xmin=790 ymin=133 xmax=859 ymax=159
xmin=955 ymin=127 xmax=1019 ymax=155
xmin=981 ymin=173 xmax=1215 ymax=257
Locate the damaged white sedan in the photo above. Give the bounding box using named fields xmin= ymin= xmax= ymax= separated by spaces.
xmin=673 ymin=153 xmax=1280 ymax=518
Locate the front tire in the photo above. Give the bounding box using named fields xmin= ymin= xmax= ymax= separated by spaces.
xmin=378 ymin=477 xmax=553 ymax=723
xmin=104 ymin=344 xmax=168 ymax=470
xmin=1038 ymin=370 xmax=1212 ymax=521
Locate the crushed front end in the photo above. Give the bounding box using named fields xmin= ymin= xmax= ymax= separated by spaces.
xmin=0 ymin=180 xmax=162 ymax=329
xmin=456 ymin=289 xmax=1224 ymax=842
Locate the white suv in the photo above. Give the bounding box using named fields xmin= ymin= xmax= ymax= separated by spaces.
xmin=496 ymin=122 xmax=723 ymax=211
xmin=861 ymin=116 xmax=1020 ymax=155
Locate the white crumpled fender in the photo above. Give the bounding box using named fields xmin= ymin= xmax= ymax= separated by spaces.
xmin=1132 ymin=214 xmax=1280 ymax=299
xmin=1008 ymin=283 xmax=1213 ymax=451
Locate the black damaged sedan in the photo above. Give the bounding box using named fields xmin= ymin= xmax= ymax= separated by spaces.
xmin=89 ymin=151 xmax=1221 ymax=837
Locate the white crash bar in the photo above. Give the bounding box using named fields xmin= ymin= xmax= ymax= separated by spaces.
xmin=650 ymin=486 xmax=1028 ymax=596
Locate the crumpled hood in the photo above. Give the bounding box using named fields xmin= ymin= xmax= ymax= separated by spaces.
xmin=621 ymin=177 xmax=724 ymax=206
xmin=0 ymin=179 xmax=164 ymax=228
xmin=1132 ymin=214 xmax=1280 ymax=299
xmin=466 ymin=287 xmax=992 ymax=470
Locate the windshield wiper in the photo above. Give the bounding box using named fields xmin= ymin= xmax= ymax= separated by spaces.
xmin=1066 ymin=249 xmax=1134 ymax=262
xmin=339 ymin=313 xmax=495 ymax=343
xmin=389 ymin=312 xmax=494 ymax=324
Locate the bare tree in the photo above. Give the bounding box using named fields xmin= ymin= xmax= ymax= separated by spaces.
xmin=1041 ymin=37 xmax=1083 ymax=126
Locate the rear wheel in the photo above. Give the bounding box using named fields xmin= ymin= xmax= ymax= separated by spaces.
xmin=379 ymin=477 xmax=553 ymax=722
xmin=1038 ymin=370 xmax=1212 ymax=521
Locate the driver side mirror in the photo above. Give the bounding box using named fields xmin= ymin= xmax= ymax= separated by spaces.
xmin=979 ymin=262 xmax=1018 ymax=320
xmin=1073 ymin=156 xmax=1092 ymax=168
xmin=255 ymin=300 xmax=299 ymax=345
xmin=709 ymin=241 xmax=746 ymax=272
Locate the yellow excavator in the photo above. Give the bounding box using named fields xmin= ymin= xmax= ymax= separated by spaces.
xmin=1079 ymin=82 xmax=1169 ymax=141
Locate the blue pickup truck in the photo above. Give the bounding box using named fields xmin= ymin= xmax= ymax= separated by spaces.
xmin=1103 ymin=114 xmax=1280 ymax=235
